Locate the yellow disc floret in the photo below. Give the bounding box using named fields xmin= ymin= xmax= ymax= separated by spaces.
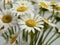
xmin=2 ymin=14 xmax=12 ymax=23
xmin=10 ymin=35 xmax=17 ymax=44
xmin=40 ymin=2 xmax=48 ymax=9
xmin=56 ymin=6 xmax=60 ymax=11
xmin=26 ymin=19 xmax=36 ymax=27
xmin=50 ymin=1 xmax=57 ymax=5
xmin=17 ymin=3 xmax=27 ymax=12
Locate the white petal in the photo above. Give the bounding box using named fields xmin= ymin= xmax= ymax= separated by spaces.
xmin=18 ymin=20 xmax=25 ymax=24
xmin=34 ymin=27 xmax=41 ymax=31
xmin=36 ymin=25 xmax=44 ymax=28
xmin=31 ymin=28 xmax=35 ymax=33
xmin=49 ymin=23 xmax=56 ymax=27
xmin=37 ymin=22 xmax=44 ymax=24
xmin=20 ymin=25 xmax=26 ymax=30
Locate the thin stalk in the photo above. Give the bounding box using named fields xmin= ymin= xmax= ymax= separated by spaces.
xmin=42 ymin=27 xmax=53 ymax=43
xmin=18 ymin=24 xmax=21 ymax=45
xmin=3 ymin=0 xmax=6 ymax=9
xmin=42 ymin=6 xmax=55 ymax=44
xmin=38 ymin=30 xmax=45 ymax=45
xmin=36 ymin=11 xmax=45 ymax=45
xmin=48 ymin=35 xmax=60 ymax=45
xmin=30 ymin=31 xmax=34 ymax=45
xmin=45 ymin=32 xmax=57 ymax=45
xmin=48 ymin=6 xmax=55 ymax=19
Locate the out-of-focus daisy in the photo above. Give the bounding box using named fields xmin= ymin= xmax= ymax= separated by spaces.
xmin=49 ymin=1 xmax=57 ymax=6
xmin=38 ymin=1 xmax=52 ymax=11
xmin=18 ymin=14 xmax=44 ymax=33
xmin=42 ymin=18 xmax=56 ymax=27
xmin=11 ymin=1 xmax=34 ymax=16
xmin=0 ymin=10 xmax=18 ymax=35
xmin=54 ymin=3 xmax=60 ymax=12
xmin=4 ymin=31 xmax=20 ymax=45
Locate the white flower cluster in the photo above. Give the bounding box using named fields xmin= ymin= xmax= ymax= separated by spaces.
xmin=0 ymin=0 xmax=60 ymax=45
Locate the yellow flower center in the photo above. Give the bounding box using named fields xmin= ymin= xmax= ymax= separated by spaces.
xmin=26 ymin=19 xmax=36 ymax=27
xmin=10 ymin=35 xmax=17 ymax=44
xmin=40 ymin=2 xmax=48 ymax=9
xmin=56 ymin=6 xmax=60 ymax=11
xmin=2 ymin=14 xmax=12 ymax=23
xmin=17 ymin=5 xmax=27 ymax=12
xmin=50 ymin=2 xmax=57 ymax=5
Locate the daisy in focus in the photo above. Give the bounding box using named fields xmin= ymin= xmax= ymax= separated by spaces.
xmin=18 ymin=14 xmax=44 ymax=33
xmin=11 ymin=0 xmax=34 ymax=16
xmin=0 ymin=10 xmax=18 ymax=35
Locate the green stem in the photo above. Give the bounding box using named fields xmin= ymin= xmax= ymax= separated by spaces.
xmin=45 ymin=32 xmax=57 ymax=45
xmin=42 ymin=27 xmax=53 ymax=43
xmin=25 ymin=31 xmax=28 ymax=41
xmin=38 ymin=30 xmax=45 ymax=45
xmin=37 ymin=11 xmax=45 ymax=45
xmin=48 ymin=6 xmax=55 ymax=19
xmin=48 ymin=35 xmax=60 ymax=45
xmin=3 ymin=0 xmax=6 ymax=9
xmin=42 ymin=6 xmax=55 ymax=44
xmin=22 ymin=30 xmax=25 ymax=40
xmin=30 ymin=31 xmax=34 ymax=45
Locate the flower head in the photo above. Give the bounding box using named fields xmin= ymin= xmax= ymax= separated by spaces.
xmin=11 ymin=1 xmax=34 ymax=16
xmin=43 ymin=18 xmax=56 ymax=27
xmin=0 ymin=10 xmax=18 ymax=34
xmin=18 ymin=14 xmax=44 ymax=33
xmin=50 ymin=1 xmax=57 ymax=6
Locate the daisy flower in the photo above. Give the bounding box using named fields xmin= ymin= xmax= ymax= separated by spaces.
xmin=11 ymin=0 xmax=34 ymax=16
xmin=42 ymin=18 xmax=56 ymax=27
xmin=18 ymin=14 xmax=44 ymax=33
xmin=0 ymin=10 xmax=18 ymax=35
xmin=4 ymin=31 xmax=20 ymax=45
xmin=49 ymin=1 xmax=57 ymax=6
xmin=38 ymin=1 xmax=52 ymax=11
xmin=54 ymin=3 xmax=60 ymax=12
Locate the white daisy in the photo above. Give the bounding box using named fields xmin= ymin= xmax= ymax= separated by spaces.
xmin=54 ymin=3 xmax=60 ymax=12
xmin=18 ymin=14 xmax=44 ymax=33
xmin=0 ymin=10 xmax=18 ymax=34
xmin=42 ymin=18 xmax=60 ymax=33
xmin=38 ymin=1 xmax=52 ymax=11
xmin=11 ymin=0 xmax=34 ymax=16
xmin=42 ymin=18 xmax=56 ymax=27
xmin=49 ymin=1 xmax=57 ymax=6
xmin=49 ymin=1 xmax=60 ymax=12
xmin=4 ymin=31 xmax=20 ymax=45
